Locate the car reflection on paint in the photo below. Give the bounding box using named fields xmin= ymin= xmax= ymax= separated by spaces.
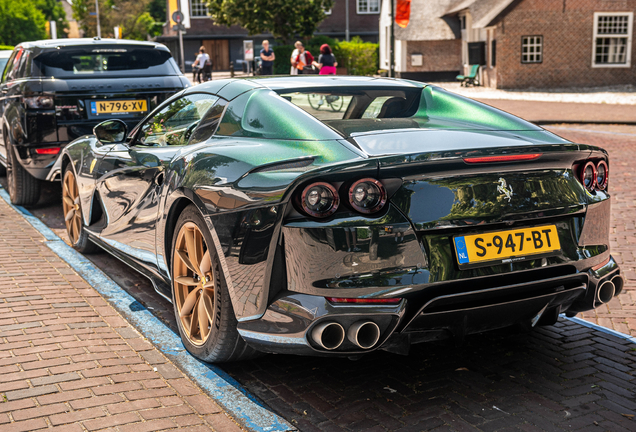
xmin=55 ymin=76 xmax=621 ymax=363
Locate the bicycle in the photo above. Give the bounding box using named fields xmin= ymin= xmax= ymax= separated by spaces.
xmin=307 ymin=94 xmax=344 ymax=112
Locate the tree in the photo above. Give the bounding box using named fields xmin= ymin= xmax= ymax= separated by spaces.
xmin=207 ymin=0 xmax=334 ymax=43
xmin=72 ymin=0 xmax=157 ymax=40
xmin=35 ymin=0 xmax=69 ymax=37
xmin=0 ymin=0 xmax=47 ymax=46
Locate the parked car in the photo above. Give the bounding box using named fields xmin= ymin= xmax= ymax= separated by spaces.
xmin=0 ymin=38 xmax=189 ymax=205
xmin=57 ymin=76 xmax=621 ymax=363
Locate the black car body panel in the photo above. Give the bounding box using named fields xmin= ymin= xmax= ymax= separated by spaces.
xmin=58 ymin=77 xmax=620 ymax=360
xmin=0 ymin=39 xmax=188 ymax=182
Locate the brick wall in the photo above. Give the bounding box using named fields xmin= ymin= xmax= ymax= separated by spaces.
xmin=406 ymin=40 xmax=462 ymax=72
xmin=496 ymin=0 xmax=636 ymax=89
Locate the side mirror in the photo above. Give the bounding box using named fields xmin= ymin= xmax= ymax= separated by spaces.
xmin=94 ymin=119 xmax=127 ymax=144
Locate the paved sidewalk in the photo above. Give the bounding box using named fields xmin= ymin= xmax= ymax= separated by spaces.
xmin=0 ymin=198 xmax=242 ymax=430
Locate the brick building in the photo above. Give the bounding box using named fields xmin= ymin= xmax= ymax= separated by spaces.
xmin=380 ymin=0 xmax=636 ymax=89
xmin=158 ymin=0 xmax=380 ymax=72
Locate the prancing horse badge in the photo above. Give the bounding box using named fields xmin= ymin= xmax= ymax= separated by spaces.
xmin=497 ymin=178 xmax=513 ymax=202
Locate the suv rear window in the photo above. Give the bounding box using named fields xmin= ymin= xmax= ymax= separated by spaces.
xmin=34 ymin=46 xmax=179 ymax=77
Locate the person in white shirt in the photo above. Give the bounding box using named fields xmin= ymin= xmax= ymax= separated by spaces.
xmin=192 ymin=46 xmax=210 ymax=83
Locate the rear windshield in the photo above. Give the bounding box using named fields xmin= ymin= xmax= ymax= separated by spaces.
xmin=34 ymin=46 xmax=179 ymax=77
xmin=277 ymin=86 xmax=541 ymax=136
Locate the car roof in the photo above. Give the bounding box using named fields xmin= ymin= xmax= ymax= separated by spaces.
xmin=192 ymin=76 xmax=427 ymax=100
xmin=16 ymin=38 xmax=169 ymax=52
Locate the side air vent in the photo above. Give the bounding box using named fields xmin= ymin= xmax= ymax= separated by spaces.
xmin=251 ymin=157 xmax=315 ymax=174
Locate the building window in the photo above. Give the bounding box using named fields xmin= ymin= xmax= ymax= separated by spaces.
xmin=521 ymin=36 xmax=542 ymax=63
xmin=357 ymin=0 xmax=379 ymax=14
xmin=191 ymin=0 xmax=208 ymax=17
xmin=593 ymin=12 xmax=633 ymax=67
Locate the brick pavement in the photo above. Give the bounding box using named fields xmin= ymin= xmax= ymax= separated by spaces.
xmin=224 ymin=319 xmax=636 ymax=431
xmin=544 ymin=125 xmax=636 ymax=337
xmin=0 ymin=196 xmax=243 ymax=430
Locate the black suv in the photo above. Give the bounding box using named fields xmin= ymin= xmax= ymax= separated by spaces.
xmin=0 ymin=38 xmax=189 ymax=205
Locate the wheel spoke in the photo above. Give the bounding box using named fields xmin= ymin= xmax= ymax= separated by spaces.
xmin=184 ymin=228 xmax=202 ymax=277
xmin=63 ymin=196 xmax=74 ymax=207
xmin=69 ymin=217 xmax=77 ymax=243
xmin=176 ymin=249 xmax=199 ymax=276
xmin=73 ymin=216 xmax=82 ymax=241
xmin=189 ymin=296 xmax=201 ymax=339
xmin=202 ymin=291 xmax=215 ymax=324
xmin=174 ymin=275 xmax=199 ymax=286
xmin=200 ymin=250 xmax=211 ymax=275
xmin=74 ymin=195 xmax=80 ymax=205
xmin=65 ymin=209 xmax=75 ymax=222
xmin=180 ymin=288 xmax=199 ymax=318
xmin=198 ymin=296 xmax=209 ymax=340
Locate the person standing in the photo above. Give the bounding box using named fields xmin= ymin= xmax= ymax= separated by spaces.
xmin=192 ymin=46 xmax=210 ymax=84
xmin=260 ymin=40 xmax=275 ymax=75
xmin=290 ymin=41 xmax=314 ymax=75
xmin=313 ymin=44 xmax=338 ymax=75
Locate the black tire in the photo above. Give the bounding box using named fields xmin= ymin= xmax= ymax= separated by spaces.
xmin=62 ymin=167 xmax=99 ymax=254
xmin=6 ymin=137 xmax=40 ymax=206
xmin=171 ymin=205 xmax=261 ymax=363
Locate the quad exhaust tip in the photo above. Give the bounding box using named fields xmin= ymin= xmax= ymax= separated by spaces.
xmin=347 ymin=321 xmax=380 ymax=349
xmin=597 ymin=280 xmax=615 ymax=304
xmin=311 ymin=322 xmax=345 ymax=350
xmin=611 ymin=275 xmax=624 ymax=296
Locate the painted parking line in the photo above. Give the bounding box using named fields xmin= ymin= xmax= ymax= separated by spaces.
xmin=0 ymin=187 xmax=294 ymax=432
xmin=565 ymin=315 xmax=636 ymax=345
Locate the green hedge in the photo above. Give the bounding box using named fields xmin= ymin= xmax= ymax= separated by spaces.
xmin=271 ymin=36 xmax=378 ymax=76
xmin=0 ymin=45 xmax=14 ymax=51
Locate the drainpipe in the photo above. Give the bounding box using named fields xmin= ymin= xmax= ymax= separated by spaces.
xmin=390 ymin=0 xmax=395 ymax=77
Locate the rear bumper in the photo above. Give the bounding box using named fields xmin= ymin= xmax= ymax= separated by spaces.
xmin=237 ymin=257 xmax=621 ymax=356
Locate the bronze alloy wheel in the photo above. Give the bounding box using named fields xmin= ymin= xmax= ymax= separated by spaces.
xmin=173 ymin=221 xmax=216 ymax=346
xmin=62 ymin=170 xmax=83 ymax=245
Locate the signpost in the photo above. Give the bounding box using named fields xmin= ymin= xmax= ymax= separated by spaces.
xmin=172 ymin=10 xmax=186 ymax=73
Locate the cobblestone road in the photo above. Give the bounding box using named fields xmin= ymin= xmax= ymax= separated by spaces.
xmin=4 ymin=124 xmax=636 ymax=432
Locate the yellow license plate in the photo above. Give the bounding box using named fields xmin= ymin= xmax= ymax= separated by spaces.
xmin=90 ymin=99 xmax=147 ymax=115
xmin=454 ymin=225 xmax=560 ymax=268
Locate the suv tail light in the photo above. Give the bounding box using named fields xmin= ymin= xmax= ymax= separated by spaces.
xmin=24 ymin=96 xmax=54 ymax=109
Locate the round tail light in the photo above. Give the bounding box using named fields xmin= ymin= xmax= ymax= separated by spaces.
xmin=349 ymin=178 xmax=387 ymax=214
xmin=595 ymin=160 xmax=608 ymax=190
xmin=580 ymin=161 xmax=596 ymax=191
xmin=301 ymin=182 xmax=339 ymax=218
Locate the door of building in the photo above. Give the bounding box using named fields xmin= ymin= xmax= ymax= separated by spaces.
xmin=202 ymin=40 xmax=230 ymax=71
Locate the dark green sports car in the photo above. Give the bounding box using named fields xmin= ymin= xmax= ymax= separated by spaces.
xmin=56 ymin=76 xmax=621 ymax=362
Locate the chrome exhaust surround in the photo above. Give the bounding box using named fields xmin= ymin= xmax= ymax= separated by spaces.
xmin=347 ymin=321 xmax=381 ymax=349
xmin=597 ymin=280 xmax=615 ymax=304
xmin=311 ymin=322 xmax=345 ymax=350
xmin=611 ymin=275 xmax=624 ymax=296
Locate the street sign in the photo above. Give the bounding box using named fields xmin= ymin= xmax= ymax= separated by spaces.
xmin=243 ymin=40 xmax=254 ymax=62
xmin=172 ymin=24 xmax=186 ymax=31
xmin=172 ymin=11 xmax=184 ymax=24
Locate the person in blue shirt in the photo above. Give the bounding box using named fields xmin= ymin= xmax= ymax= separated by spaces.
xmin=260 ymin=40 xmax=275 ymax=75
